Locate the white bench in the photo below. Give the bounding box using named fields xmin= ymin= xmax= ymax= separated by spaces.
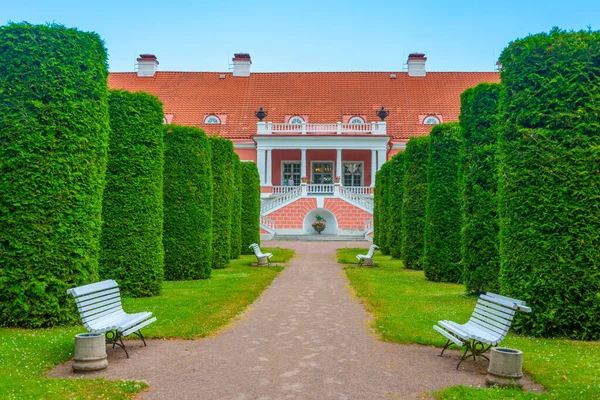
xmin=356 ymin=244 xmax=378 ymax=266
xmin=249 ymin=243 xmax=272 ymax=265
xmin=434 ymin=292 xmax=531 ymax=369
xmin=67 ymin=279 xmax=156 ymax=358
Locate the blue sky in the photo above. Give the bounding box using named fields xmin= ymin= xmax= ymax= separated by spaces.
xmin=2 ymin=0 xmax=598 ymax=73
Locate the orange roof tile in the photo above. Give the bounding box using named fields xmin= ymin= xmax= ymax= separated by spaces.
xmin=108 ymin=71 xmax=500 ymax=140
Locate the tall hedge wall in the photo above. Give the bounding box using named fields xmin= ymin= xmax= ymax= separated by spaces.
xmin=497 ymin=28 xmax=600 ymax=339
xmin=375 ymin=163 xmax=391 ymax=254
xmin=423 ymin=123 xmax=463 ymax=282
xmin=388 ymin=153 xmax=405 ymax=259
xmin=241 ymin=162 xmax=261 ymax=254
xmin=230 ymin=154 xmax=243 ymax=259
xmin=402 ymin=136 xmax=429 ymax=270
xmin=211 ymin=137 xmax=235 ymax=269
xmin=163 ymin=125 xmax=213 ymax=280
xmin=459 ymin=83 xmax=501 ymax=294
xmin=99 ymin=90 xmax=164 ymax=297
xmin=373 ymin=169 xmax=382 ymax=245
xmin=0 ymin=23 xmax=109 ymax=327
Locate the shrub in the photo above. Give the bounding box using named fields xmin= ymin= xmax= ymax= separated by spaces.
xmin=163 ymin=125 xmax=213 ymax=280
xmin=402 ymin=136 xmax=429 ymax=270
xmin=210 ymin=137 xmax=235 ymax=269
xmin=497 ymin=28 xmax=600 ymax=339
xmin=230 ymin=154 xmax=243 ymax=259
xmin=423 ymin=123 xmax=463 ymax=282
xmin=0 ymin=23 xmax=109 ymax=327
xmin=99 ymin=90 xmax=164 ymax=296
xmin=375 ymin=163 xmax=391 ymax=254
xmin=388 ymin=153 xmax=405 ymax=259
xmin=459 ymin=83 xmax=501 ymax=294
xmin=241 ymin=162 xmax=261 ymax=254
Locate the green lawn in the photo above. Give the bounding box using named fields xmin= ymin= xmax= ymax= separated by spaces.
xmin=0 ymin=247 xmax=293 ymax=399
xmin=338 ymin=248 xmax=600 ymax=400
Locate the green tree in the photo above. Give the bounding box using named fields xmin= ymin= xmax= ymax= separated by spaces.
xmin=211 ymin=137 xmax=235 ymax=268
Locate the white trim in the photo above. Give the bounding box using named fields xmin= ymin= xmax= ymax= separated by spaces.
xmin=254 ymin=135 xmax=389 ymax=151
xmin=204 ymin=115 xmax=221 ymax=124
xmin=391 ymin=141 xmax=407 ymax=150
xmin=288 ymin=116 xmax=305 ymax=124
xmin=280 ymin=160 xmax=301 ymax=186
xmin=423 ymin=115 xmax=440 ymax=125
xmin=234 ymin=142 xmax=256 ymax=149
xmin=310 ymin=160 xmax=334 ymax=185
xmin=342 ymin=161 xmax=364 ymax=187
xmin=349 ymin=116 xmax=365 ymax=124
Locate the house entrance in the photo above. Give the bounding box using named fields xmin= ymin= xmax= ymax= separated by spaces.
xmin=311 ymin=162 xmax=334 ymax=184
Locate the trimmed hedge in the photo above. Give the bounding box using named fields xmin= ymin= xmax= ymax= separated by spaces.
xmin=99 ymin=90 xmax=164 ymax=297
xmin=230 ymin=154 xmax=243 ymax=259
xmin=373 ymin=169 xmax=382 ymax=246
xmin=388 ymin=153 xmax=405 ymax=259
xmin=402 ymin=136 xmax=429 ymax=270
xmin=240 ymin=162 xmax=261 ymax=254
xmin=459 ymin=83 xmax=501 ymax=294
xmin=210 ymin=137 xmax=235 ymax=269
xmin=423 ymin=123 xmax=463 ymax=282
xmin=375 ymin=163 xmax=391 ymax=254
xmin=163 ymin=125 xmax=213 ymax=280
xmin=497 ymin=28 xmax=600 ymax=339
xmin=0 ymin=23 xmax=109 ymax=327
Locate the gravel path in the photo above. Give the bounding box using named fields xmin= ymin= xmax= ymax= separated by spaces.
xmin=50 ymin=241 xmax=542 ymax=399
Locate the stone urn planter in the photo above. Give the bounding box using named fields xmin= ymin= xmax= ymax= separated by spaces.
xmin=313 ymin=224 xmax=325 ymax=234
xmin=72 ymin=333 xmax=108 ymax=372
xmin=486 ymin=347 xmax=523 ymax=388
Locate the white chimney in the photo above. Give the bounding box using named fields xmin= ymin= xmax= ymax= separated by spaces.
xmin=137 ymin=54 xmax=159 ymax=77
xmin=232 ymin=53 xmax=251 ymax=77
xmin=407 ymin=53 xmax=427 ymax=77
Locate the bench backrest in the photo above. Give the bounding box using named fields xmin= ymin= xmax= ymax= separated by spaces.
xmin=249 ymin=243 xmax=263 ymax=257
xmin=468 ymin=293 xmax=530 ymax=341
xmin=67 ymin=279 xmax=124 ymax=330
xmin=366 ymin=244 xmax=379 ymax=258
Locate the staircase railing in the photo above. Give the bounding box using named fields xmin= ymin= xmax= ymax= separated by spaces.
xmin=260 ymin=215 xmax=276 ymax=233
xmin=261 ymin=186 xmax=302 ymax=214
xmin=338 ymin=186 xmax=374 ymax=212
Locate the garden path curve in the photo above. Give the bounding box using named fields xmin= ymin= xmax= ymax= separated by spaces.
xmin=50 ymin=241 xmax=541 ymax=399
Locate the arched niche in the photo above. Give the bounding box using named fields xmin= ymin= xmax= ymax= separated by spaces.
xmin=303 ymin=208 xmax=338 ymax=235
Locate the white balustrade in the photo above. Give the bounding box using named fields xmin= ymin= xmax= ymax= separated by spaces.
xmin=364 ymin=218 xmax=374 ymax=232
xmin=260 ymin=215 xmax=276 ymax=230
xmin=259 ymin=122 xmax=385 ymax=135
xmin=272 ymin=186 xmax=300 ymax=194
xmin=341 ymin=186 xmax=372 ymax=196
xmin=307 ymin=184 xmax=334 ymax=194
xmin=261 ymin=186 xmax=302 ymax=213
xmin=338 ymin=186 xmax=374 ymax=212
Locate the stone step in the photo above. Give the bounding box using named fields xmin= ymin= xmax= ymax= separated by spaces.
xmin=271 ymin=234 xmax=367 ymax=242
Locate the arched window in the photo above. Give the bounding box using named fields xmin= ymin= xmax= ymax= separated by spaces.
xmin=204 ymin=115 xmax=221 ymax=124
xmin=423 ymin=115 xmax=440 ymax=125
xmin=288 ymin=116 xmax=304 ymax=124
xmin=349 ymin=116 xmax=365 ymax=124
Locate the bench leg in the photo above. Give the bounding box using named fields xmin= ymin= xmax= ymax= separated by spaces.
xmin=439 ymin=339 xmax=453 ymax=357
xmin=456 ymin=340 xmax=492 ymax=369
xmin=131 ymin=329 xmax=147 ymax=347
xmin=106 ymin=330 xmax=130 ymax=359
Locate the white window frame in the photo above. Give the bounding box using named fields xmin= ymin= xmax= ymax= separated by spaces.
xmin=423 ymin=115 xmax=440 ymax=125
xmin=310 ymin=160 xmax=334 ymax=184
xmin=288 ymin=116 xmax=304 ymax=124
xmin=204 ymin=115 xmax=221 ymax=124
xmin=349 ymin=116 xmax=365 ymax=124
xmin=342 ymin=161 xmax=364 ymax=187
xmin=281 ymin=160 xmax=301 ymax=186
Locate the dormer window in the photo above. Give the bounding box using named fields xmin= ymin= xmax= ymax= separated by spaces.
xmin=349 ymin=116 xmax=365 ymax=124
xmin=204 ymin=115 xmax=221 ymax=124
xmin=289 ymin=116 xmax=304 ymax=124
xmin=423 ymin=115 xmax=440 ymax=125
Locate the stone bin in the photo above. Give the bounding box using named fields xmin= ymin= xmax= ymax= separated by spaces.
xmin=486 ymin=347 xmax=523 ymax=388
xmin=72 ymin=333 xmax=108 ymax=372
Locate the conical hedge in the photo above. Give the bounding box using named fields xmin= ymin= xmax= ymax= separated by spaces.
xmin=210 ymin=137 xmax=234 ymax=269
xmin=241 ymin=162 xmax=261 ymax=254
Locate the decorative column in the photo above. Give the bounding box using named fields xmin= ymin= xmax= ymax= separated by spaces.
xmin=377 ymin=149 xmax=387 ymax=172
xmin=257 ymin=148 xmax=266 ymax=185
xmin=266 ymin=149 xmax=273 ymax=186
xmin=336 ymin=148 xmax=342 ymax=183
xmin=371 ymin=149 xmax=377 ymax=187
xmin=301 ymin=148 xmax=307 ymax=181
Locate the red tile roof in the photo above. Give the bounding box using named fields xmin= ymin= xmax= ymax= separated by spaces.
xmin=108 ymin=71 xmax=500 ymax=140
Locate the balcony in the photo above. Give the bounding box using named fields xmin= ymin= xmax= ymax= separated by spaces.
xmin=257 ymin=121 xmax=386 ymax=136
